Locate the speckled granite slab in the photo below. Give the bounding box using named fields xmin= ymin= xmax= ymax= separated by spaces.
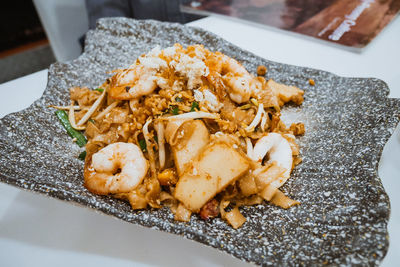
xmin=1 ymin=18 xmax=399 ymax=266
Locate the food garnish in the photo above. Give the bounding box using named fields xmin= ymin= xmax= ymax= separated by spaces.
xmin=55 ymin=110 xmax=87 ymax=147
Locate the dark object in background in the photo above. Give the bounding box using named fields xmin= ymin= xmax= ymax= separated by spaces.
xmin=0 ymin=1 xmax=46 ymax=52
xmin=182 ymin=0 xmax=400 ymax=50
xmin=86 ymin=0 xmax=202 ymax=29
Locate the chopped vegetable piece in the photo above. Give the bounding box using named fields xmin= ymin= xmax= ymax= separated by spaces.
xmin=239 ymin=103 xmax=251 ymax=110
xmin=190 ymin=101 xmax=199 ymax=111
xmin=95 ymin=88 xmax=104 ymax=92
xmin=78 ymin=151 xmax=87 ymax=160
xmin=55 ymin=110 xmax=87 ymax=147
xmin=88 ymin=119 xmax=95 ymax=123
xmin=170 ymin=105 xmax=179 ymax=115
xmin=139 ymin=139 xmax=147 ymax=152
xmin=250 ymin=98 xmax=259 ymax=107
xmin=175 ymin=97 xmax=183 ymax=102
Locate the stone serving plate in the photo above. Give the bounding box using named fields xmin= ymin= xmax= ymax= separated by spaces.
xmin=1 ymin=18 xmax=399 ymax=266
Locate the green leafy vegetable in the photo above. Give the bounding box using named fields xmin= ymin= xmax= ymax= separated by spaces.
xmin=95 ymin=88 xmax=104 ymax=92
xmin=170 ymin=105 xmax=179 ymax=115
xmin=78 ymin=151 xmax=87 ymax=160
xmin=55 ymin=110 xmax=87 ymax=147
xmin=190 ymin=101 xmax=199 ymax=112
xmin=139 ymin=139 xmax=147 ymax=152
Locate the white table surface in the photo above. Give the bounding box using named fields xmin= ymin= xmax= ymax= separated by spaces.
xmin=1 ymin=16 xmax=399 ymax=266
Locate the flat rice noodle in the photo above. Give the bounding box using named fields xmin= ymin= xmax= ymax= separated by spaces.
xmin=236 ymin=195 xmax=264 ymax=206
xmin=238 ymin=173 xmax=258 ymax=196
xmin=255 ymin=163 xmax=286 ymax=190
xmin=164 ymin=119 xmax=189 ymax=146
xmin=224 ymin=207 xmax=246 ymax=229
xmin=145 ymin=177 xmax=161 ymax=208
xmin=170 ymin=120 xmax=210 ymax=176
xmin=259 ymin=184 xmax=278 ymax=201
xmin=85 ymin=121 xmax=101 ymax=139
xmin=270 ymin=189 xmax=300 ymax=209
xmin=175 ymin=203 xmax=192 ymax=222
xmin=108 ymin=107 xmax=128 ymax=124
xmin=159 ymin=191 xmax=177 ymax=207
xmin=126 ymin=190 xmax=148 ymax=210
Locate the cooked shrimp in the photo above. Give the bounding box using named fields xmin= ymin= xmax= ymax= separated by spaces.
xmin=84 ymin=142 xmax=148 ymax=195
xmin=223 ymin=73 xmax=252 ymax=103
xmin=109 ymin=48 xmax=168 ymax=100
xmin=206 ymin=52 xmax=254 ymax=104
xmin=250 ymin=132 xmax=293 ymax=189
xmin=208 ymin=52 xmax=249 ymax=77
xmin=109 ymin=66 xmax=159 ymax=100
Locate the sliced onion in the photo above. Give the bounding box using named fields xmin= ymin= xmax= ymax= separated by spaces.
xmin=245 ymin=137 xmax=253 ymax=158
xmin=164 ymin=119 xmax=188 ymax=146
xmin=260 ymin=109 xmax=268 ymax=131
xmin=245 ymin=103 xmax=264 ymax=132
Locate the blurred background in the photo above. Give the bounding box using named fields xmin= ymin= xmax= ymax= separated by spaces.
xmin=0 ymin=1 xmax=55 ymax=83
xmin=0 ymin=0 xmax=93 ymax=83
xmin=0 ymin=0 xmax=94 ymax=83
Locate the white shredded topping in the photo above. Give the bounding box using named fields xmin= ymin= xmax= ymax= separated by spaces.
xmin=191 ymin=45 xmax=206 ymax=60
xmin=203 ymin=89 xmax=222 ymax=112
xmin=193 ymin=89 xmax=204 ymax=102
xmin=162 ymin=45 xmax=177 ymax=57
xmin=155 ymin=77 xmax=169 ymax=90
xmin=139 ymin=55 xmax=167 ymax=70
xmin=172 ymin=80 xmax=184 ymax=91
xmin=171 ymin=54 xmax=209 ymax=90
xmin=147 ymin=46 xmax=162 ymax=57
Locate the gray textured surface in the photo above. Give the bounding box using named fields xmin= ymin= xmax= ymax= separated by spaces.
xmin=0 ymin=18 xmax=399 ymax=266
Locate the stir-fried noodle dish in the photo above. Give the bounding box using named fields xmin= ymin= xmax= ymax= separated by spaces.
xmin=53 ymin=44 xmax=305 ymax=228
